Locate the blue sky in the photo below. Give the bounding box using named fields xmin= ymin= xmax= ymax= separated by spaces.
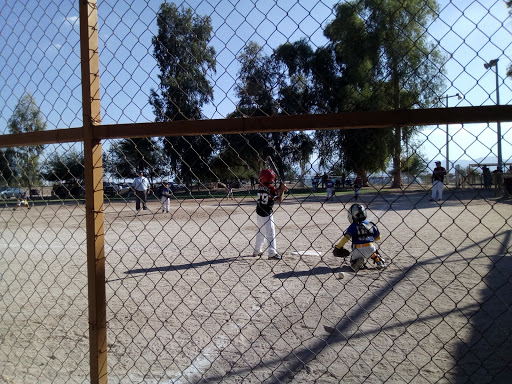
xmin=0 ymin=0 xmax=511 ymax=170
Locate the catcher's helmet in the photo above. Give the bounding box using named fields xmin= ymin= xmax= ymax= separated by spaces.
xmin=259 ymin=169 xmax=275 ymax=185
xmin=348 ymin=203 xmax=367 ymax=223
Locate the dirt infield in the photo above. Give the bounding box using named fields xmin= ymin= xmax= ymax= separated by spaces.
xmin=1 ymin=188 xmax=511 ymax=383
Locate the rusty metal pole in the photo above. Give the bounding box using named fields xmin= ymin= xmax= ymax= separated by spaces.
xmin=79 ymin=0 xmax=107 ymax=383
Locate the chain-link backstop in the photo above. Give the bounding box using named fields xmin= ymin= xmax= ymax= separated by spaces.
xmin=1 ymin=1 xmax=512 ymax=383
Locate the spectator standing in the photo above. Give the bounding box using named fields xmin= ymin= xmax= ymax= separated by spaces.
xmin=322 ymin=173 xmax=328 ymax=188
xmin=482 ymin=166 xmax=492 ymax=189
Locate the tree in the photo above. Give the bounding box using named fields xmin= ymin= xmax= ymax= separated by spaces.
xmin=229 ymin=42 xmax=314 ymax=178
xmin=7 ymin=93 xmax=46 ymax=195
xmin=274 ymin=10 xmax=392 ymax=179
xmin=279 ymin=1 xmax=444 ymax=185
xmin=274 ymin=39 xmax=317 ymax=115
xmin=40 ymin=150 xmax=84 ymax=183
xmin=401 ymin=149 xmax=429 ymax=183
xmin=359 ymin=0 xmax=444 ymax=186
xmin=0 ymin=148 xmax=16 ymax=184
xmin=104 ymin=138 xmax=163 ymax=180
xmin=149 ymin=3 xmax=217 ymax=185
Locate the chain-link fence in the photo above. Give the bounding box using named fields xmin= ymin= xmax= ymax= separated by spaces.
xmin=1 ymin=1 xmax=512 ymax=383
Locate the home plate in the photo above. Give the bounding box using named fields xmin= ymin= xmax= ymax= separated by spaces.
xmin=291 ymin=250 xmax=322 ymax=256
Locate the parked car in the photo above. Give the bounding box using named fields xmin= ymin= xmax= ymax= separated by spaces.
xmin=103 ymin=182 xmax=120 ymax=197
xmin=117 ymin=183 xmax=133 ymax=197
xmin=52 ymin=182 xmax=84 ymax=199
xmin=1 ymin=187 xmax=24 ymax=199
xmin=170 ymin=182 xmax=186 ymax=193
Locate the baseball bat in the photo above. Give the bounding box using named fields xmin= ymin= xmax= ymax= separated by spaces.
xmin=266 ymin=155 xmax=281 ymax=182
xmin=266 ymin=155 xmax=288 ymax=193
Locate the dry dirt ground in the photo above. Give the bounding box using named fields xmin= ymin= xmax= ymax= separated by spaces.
xmin=1 ymin=188 xmax=511 ymax=383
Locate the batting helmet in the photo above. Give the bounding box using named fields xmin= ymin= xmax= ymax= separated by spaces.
xmin=348 ymin=203 xmax=367 ymax=223
xmin=259 ymin=169 xmax=275 ymax=185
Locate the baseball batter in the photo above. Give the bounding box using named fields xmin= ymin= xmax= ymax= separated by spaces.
xmin=252 ymin=168 xmax=288 ymax=260
xmin=333 ymin=203 xmax=386 ymax=272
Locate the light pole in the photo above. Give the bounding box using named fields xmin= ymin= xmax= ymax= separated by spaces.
xmin=444 ymin=93 xmax=463 ymax=176
xmin=484 ymin=58 xmax=502 ymax=172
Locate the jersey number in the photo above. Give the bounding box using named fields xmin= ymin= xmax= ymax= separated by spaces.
xmin=257 ymin=192 xmax=269 ymax=205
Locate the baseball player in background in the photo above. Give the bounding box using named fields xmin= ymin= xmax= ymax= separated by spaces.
xmin=353 ymin=176 xmax=362 ymax=200
xmin=332 ymin=203 xmax=386 ymax=272
xmin=325 ymin=175 xmax=335 ymax=201
xmin=13 ymin=191 xmax=30 ymax=210
xmin=225 ymin=182 xmax=234 ymax=200
xmin=252 ymin=168 xmax=288 ymax=260
xmin=158 ymin=181 xmax=172 ymax=213
xmin=431 ymin=160 xmax=447 ymax=201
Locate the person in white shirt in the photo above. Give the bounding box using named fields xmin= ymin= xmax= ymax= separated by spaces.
xmin=131 ymin=170 xmax=151 ymax=211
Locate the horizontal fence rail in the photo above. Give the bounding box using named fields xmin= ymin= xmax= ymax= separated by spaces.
xmin=1 ymin=1 xmax=511 ymax=383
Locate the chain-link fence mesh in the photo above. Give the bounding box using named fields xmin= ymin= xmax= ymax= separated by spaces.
xmin=1 ymin=0 xmax=512 ymax=383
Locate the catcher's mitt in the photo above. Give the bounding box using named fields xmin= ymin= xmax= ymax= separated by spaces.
xmin=333 ymin=247 xmax=350 ymax=258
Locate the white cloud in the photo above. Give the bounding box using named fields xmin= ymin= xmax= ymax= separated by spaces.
xmin=64 ymin=16 xmax=79 ymax=28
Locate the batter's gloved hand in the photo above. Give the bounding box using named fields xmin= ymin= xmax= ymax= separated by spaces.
xmin=277 ymin=183 xmax=288 ymax=193
xmin=333 ymin=247 xmax=350 ymax=258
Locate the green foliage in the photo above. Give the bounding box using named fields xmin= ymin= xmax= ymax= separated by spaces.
xmin=0 ymin=148 xmax=16 ymax=184
xmin=7 ymin=93 xmax=46 ymax=186
xmin=232 ymin=42 xmax=280 ymax=117
xmin=105 ymin=138 xmax=163 ymax=179
xmin=344 ymin=129 xmax=392 ymax=176
xmin=229 ymin=42 xmax=315 ymax=178
xmin=149 ymin=3 xmax=217 ymax=183
xmin=150 ymin=3 xmax=216 ymax=121
xmin=401 ymin=151 xmax=428 ymax=177
xmin=40 ymin=150 xmax=84 ymax=182
xmin=274 ymin=0 xmax=444 ymax=183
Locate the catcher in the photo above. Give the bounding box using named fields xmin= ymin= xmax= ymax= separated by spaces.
xmin=333 ymin=203 xmax=386 ymax=272
xmin=158 ymin=181 xmax=172 ymax=213
xmin=252 ymin=168 xmax=288 ymax=260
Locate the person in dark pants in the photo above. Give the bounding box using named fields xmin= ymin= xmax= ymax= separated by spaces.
xmin=482 ymin=165 xmax=491 ymax=189
xmin=131 ymin=170 xmax=151 ymax=211
xmin=322 ymin=173 xmax=328 ymax=188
